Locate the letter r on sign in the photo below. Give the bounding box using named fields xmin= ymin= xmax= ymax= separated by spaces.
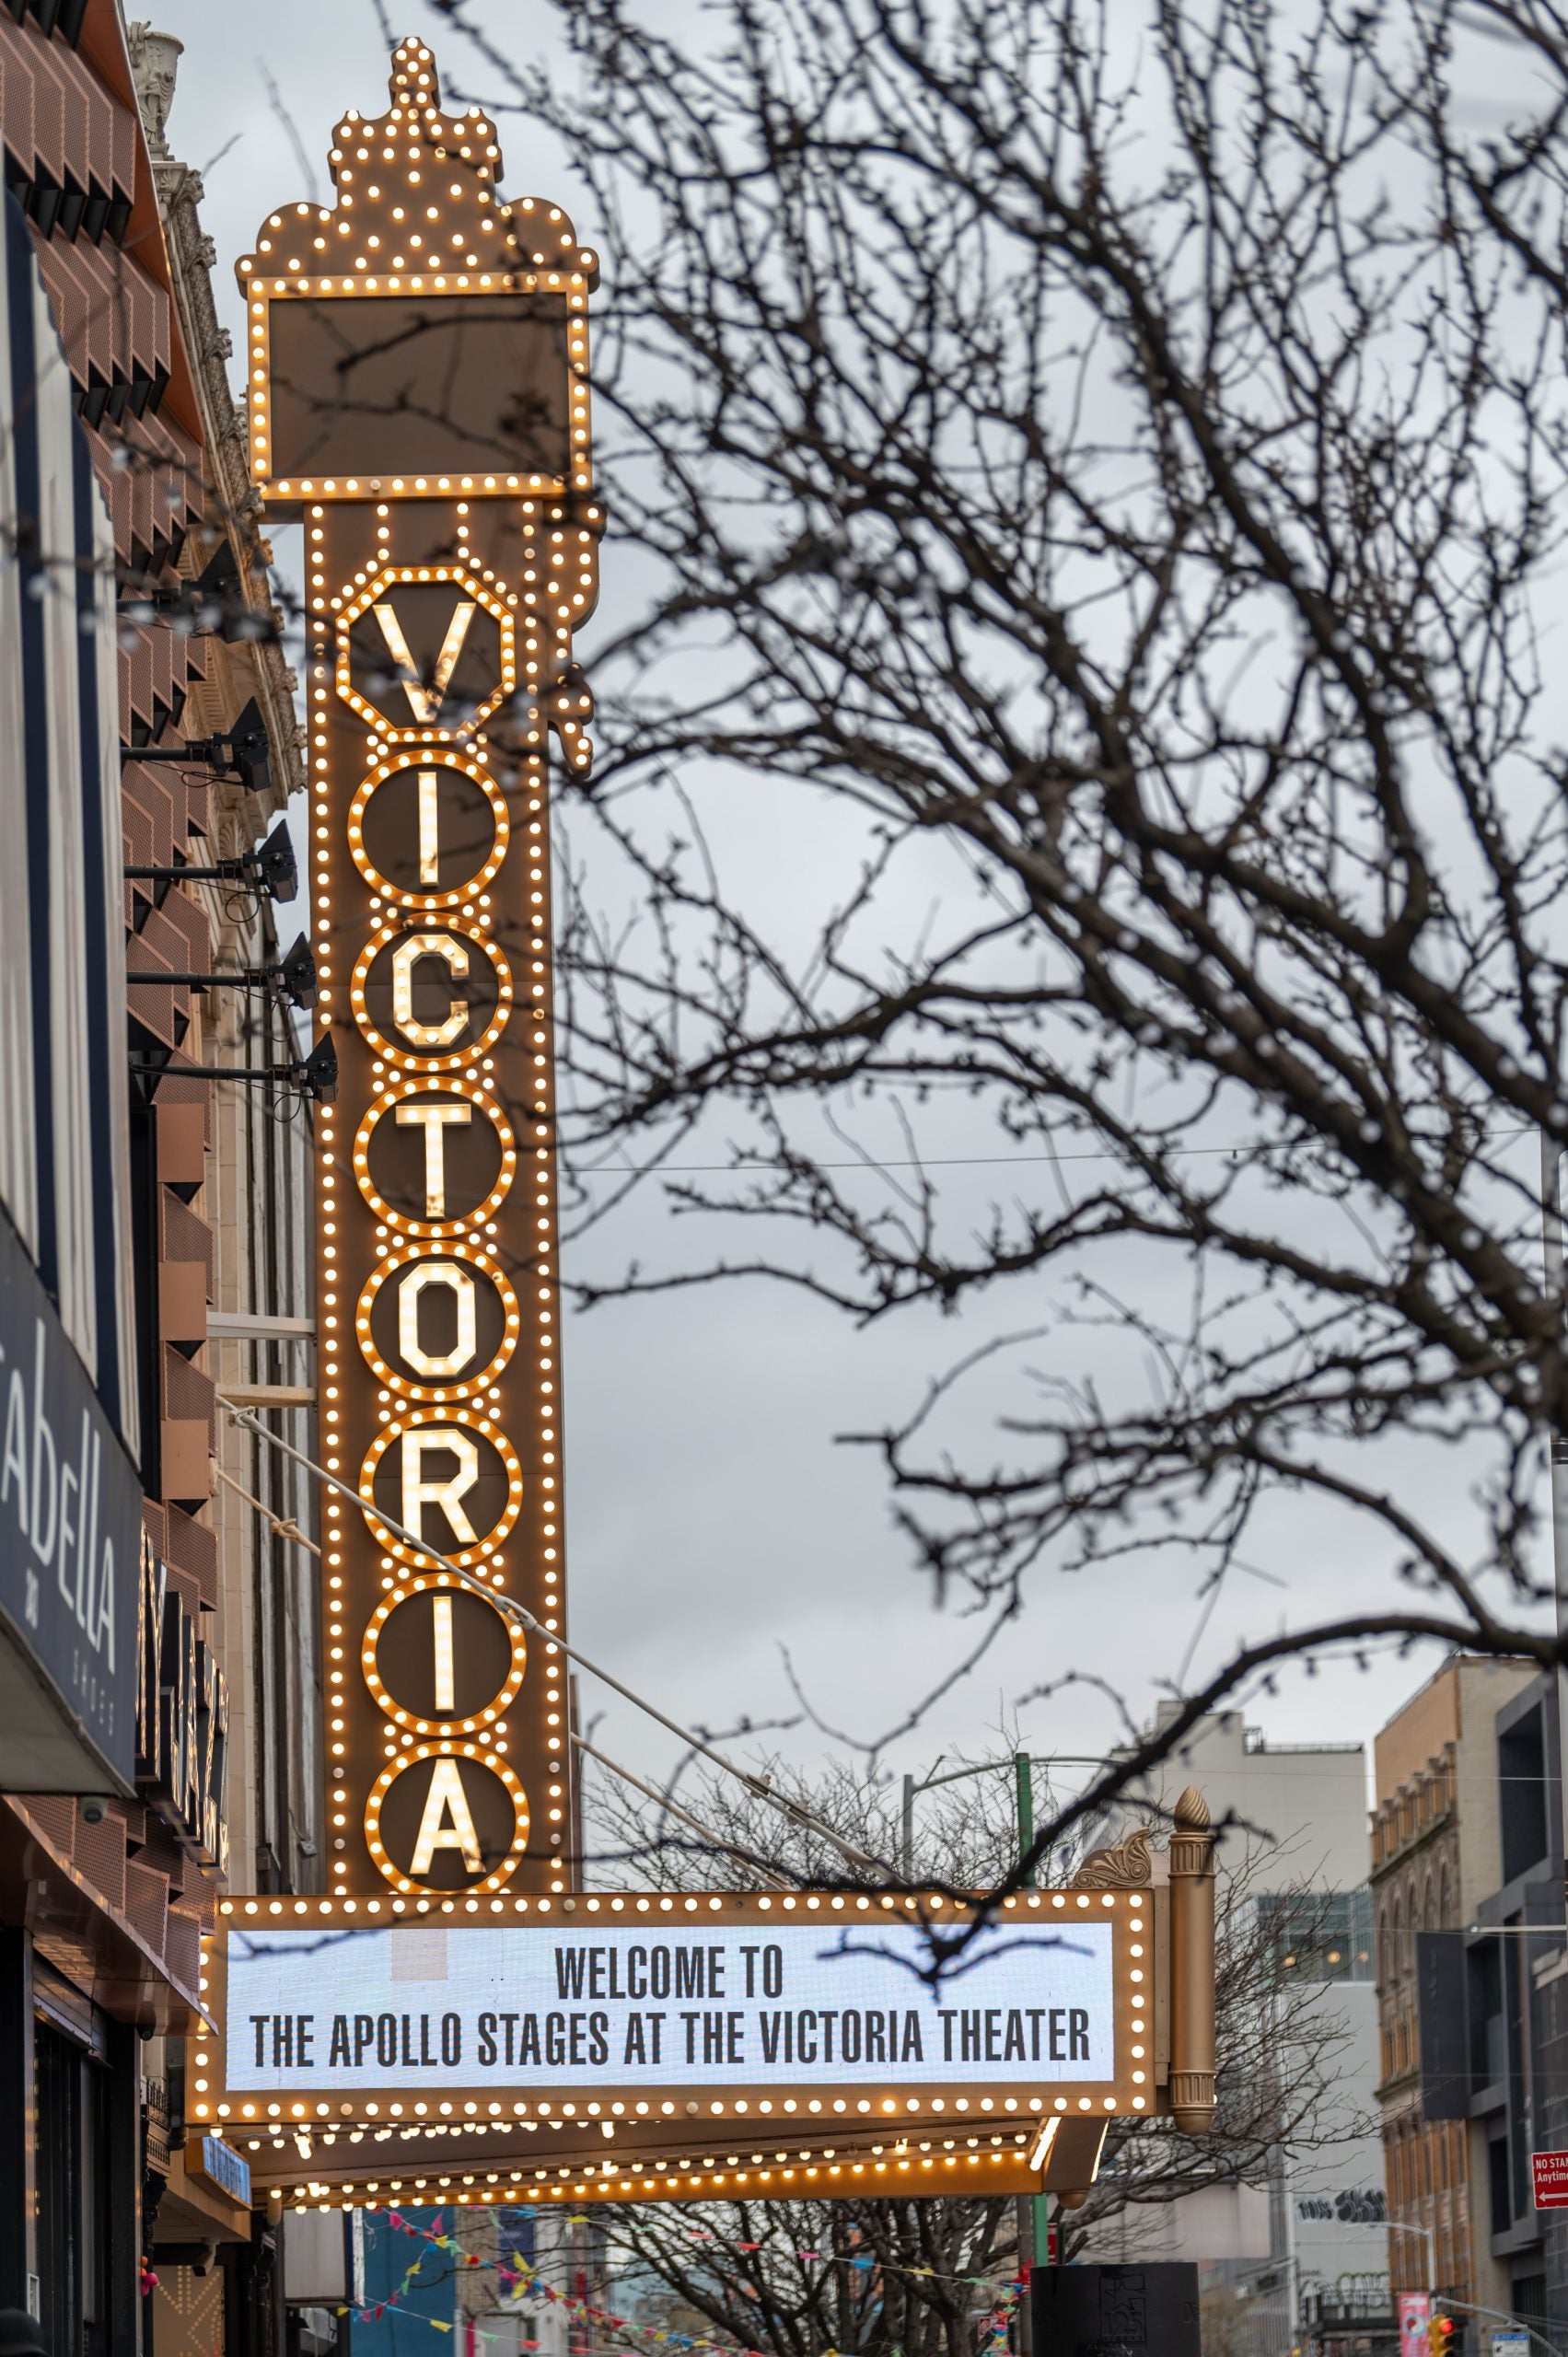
xmin=401 ymin=1428 xmax=481 ymax=1548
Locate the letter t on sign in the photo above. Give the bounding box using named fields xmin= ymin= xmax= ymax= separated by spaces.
xmin=396 ymin=1102 xmax=470 ymax=1218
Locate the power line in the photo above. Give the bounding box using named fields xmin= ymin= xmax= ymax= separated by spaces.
xmin=571 ymin=1731 xmax=792 ymax=1890
xmin=215 ymin=1394 xmax=888 ymax=1880
xmin=567 ymin=1127 xmax=1537 ymax=1179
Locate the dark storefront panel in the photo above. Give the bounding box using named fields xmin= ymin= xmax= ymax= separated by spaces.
xmin=35 ymin=2020 xmax=110 ymax=2355
xmin=0 ymin=168 xmax=145 ymax=1799
xmin=0 ymin=1210 xmax=142 ymax=1794
xmin=27 ymin=1999 xmax=141 ymax=2357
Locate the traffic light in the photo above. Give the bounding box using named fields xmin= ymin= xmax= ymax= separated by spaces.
xmin=1427 ymin=2317 xmax=1456 ymax=2355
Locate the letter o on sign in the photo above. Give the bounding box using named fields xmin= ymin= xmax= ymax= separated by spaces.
xmin=357 ymin=1242 xmax=520 ymax=1400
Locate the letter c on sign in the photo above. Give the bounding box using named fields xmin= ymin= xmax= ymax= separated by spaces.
xmin=391 ymin=935 xmax=470 ymax=1050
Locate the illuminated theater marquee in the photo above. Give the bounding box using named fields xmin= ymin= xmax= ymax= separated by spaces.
xmin=240 ymin=38 xmax=598 ymax=1898
xmin=193 ymin=1887 xmax=1154 ymax=2128
xmin=229 ymin=49 xmax=1220 ymax=2216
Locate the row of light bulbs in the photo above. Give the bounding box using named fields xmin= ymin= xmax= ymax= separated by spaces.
xmin=312 ymin=588 xmax=573 ymax=1889
xmin=239 ymin=54 xmax=595 ymax=1898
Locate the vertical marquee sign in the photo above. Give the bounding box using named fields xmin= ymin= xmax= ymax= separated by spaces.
xmin=240 ymin=40 xmax=597 ymax=1898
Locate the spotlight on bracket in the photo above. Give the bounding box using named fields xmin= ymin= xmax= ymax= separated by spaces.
xmin=122 ymin=539 xmax=277 ymax=645
xmin=125 ymin=817 xmax=297 ymax=905
xmin=127 ymin=930 xmax=317 ymax=1013
xmin=122 ymin=696 xmax=273 ymax=799
xmin=294 ymin=1036 xmax=337 ymax=1104
xmin=273 ymin=934 xmax=318 ymax=1010
xmin=128 ymin=1032 xmax=337 ymax=1107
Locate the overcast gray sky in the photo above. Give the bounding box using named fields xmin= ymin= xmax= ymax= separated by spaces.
xmin=145 ymin=0 xmax=1541 ymax=1839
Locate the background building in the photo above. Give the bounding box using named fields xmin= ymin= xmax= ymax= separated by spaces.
xmin=1096 ymin=1705 xmax=1390 ymax=2355
xmin=125 ymin=18 xmax=321 ymax=1912
xmin=1468 ymin=1671 xmax=1568 ymax=2344
xmin=1375 ymin=1658 xmax=1568 ymax=2349
xmin=1370 ymin=1654 xmax=1539 ymax=2343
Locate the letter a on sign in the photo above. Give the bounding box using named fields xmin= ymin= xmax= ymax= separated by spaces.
xmin=411 ymin=1755 xmax=484 ymax=1875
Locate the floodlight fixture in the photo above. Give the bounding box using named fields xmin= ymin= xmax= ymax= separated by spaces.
xmin=122 ymin=540 xmax=277 ymax=645
xmin=129 ymin=1034 xmax=337 ymax=1106
xmin=122 ymin=697 xmax=273 ymax=798
xmin=125 ymin=817 xmax=297 ymax=905
xmin=128 ymin=930 xmax=317 ymax=1011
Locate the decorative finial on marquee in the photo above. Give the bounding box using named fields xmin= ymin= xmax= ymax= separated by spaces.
xmin=1168 ymin=1780 xmax=1216 ymax=2133
xmin=238 ymin=36 xmax=597 ymax=289
xmin=1072 ymin=1824 xmax=1153 ymax=1889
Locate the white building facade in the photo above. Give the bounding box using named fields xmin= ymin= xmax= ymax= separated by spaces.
xmin=1080 ymin=1706 xmax=1388 ymax=2351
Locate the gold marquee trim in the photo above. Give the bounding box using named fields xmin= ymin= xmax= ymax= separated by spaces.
xmin=191 ymin=1886 xmax=1156 ymax=2132
xmin=238 ymin=36 xmax=594 ymax=502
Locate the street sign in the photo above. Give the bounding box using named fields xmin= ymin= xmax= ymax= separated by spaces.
xmin=1533 ymin=2148 xmax=1568 ymax=2207
xmin=192 ymin=1887 xmax=1152 ymax=2127
xmin=186 ymin=2133 xmax=251 ymax=2210
xmin=1493 ymin=2335 xmax=1530 ymax=2355
xmin=1399 ymin=2293 xmax=1432 ymax=2347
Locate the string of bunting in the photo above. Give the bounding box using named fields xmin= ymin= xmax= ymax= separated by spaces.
xmin=335 ymin=2211 xmax=1022 ymax=2351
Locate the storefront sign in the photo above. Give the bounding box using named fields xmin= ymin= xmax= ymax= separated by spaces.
xmin=135 ymin=1538 xmax=229 ymax=1874
xmin=192 ymin=1887 xmax=1151 ymax=2127
xmin=143 ymin=2075 xmax=171 ymax=2174
xmin=241 ymin=35 xmax=596 ymax=1902
xmin=190 ymin=2133 xmax=251 ymax=2209
xmin=0 ymin=1207 xmax=140 ymax=1789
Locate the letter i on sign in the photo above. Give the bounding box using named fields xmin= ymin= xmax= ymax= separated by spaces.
xmin=432 ymin=1596 xmax=455 ymax=1713
xmin=418 ymin=771 xmax=440 ymax=884
xmin=239 ymin=34 xmax=600 ymax=1897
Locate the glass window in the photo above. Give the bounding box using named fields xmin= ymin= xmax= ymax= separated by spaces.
xmin=1260 ymin=1889 xmax=1374 ymax=1981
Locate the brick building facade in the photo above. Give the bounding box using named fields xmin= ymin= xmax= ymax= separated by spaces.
xmin=0 ymin=3 xmax=315 ymax=2345
xmin=1371 ymin=1656 xmax=1539 ymax=2339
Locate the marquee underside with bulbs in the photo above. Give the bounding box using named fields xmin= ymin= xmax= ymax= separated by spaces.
xmin=196 ymin=1883 xmax=1167 ymax=2209
xmin=249 ymin=2122 xmax=1087 ymax=2214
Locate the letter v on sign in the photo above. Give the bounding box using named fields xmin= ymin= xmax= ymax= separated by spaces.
xmin=374 ymin=598 xmax=477 ymax=725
